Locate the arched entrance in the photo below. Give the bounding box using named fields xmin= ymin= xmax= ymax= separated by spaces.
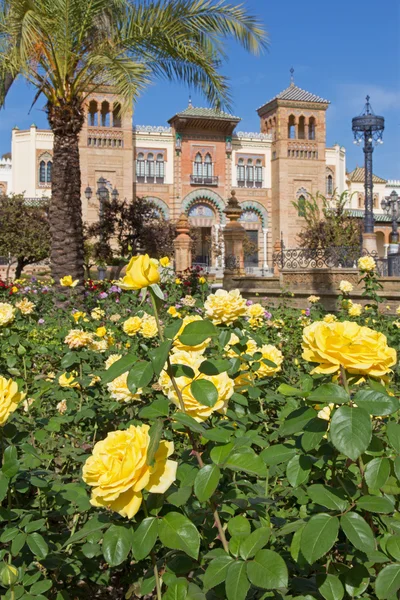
xmin=239 ymin=201 xmax=269 ymax=273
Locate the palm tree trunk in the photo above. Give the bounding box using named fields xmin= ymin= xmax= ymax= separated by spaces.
xmin=47 ymin=100 xmax=85 ymax=284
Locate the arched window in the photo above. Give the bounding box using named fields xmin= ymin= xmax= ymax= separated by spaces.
xmin=46 ymin=161 xmax=52 ymax=183
xmin=309 ymin=117 xmax=316 ymax=140
xmin=246 ymin=159 xmax=254 ymax=186
xmin=39 ymin=161 xmax=46 ymax=183
xmin=237 ymin=158 xmax=245 ymax=186
xmin=204 ymin=153 xmax=213 ymax=179
xmin=194 ymin=153 xmax=203 ymax=178
xmin=297 ymin=195 xmax=306 ymax=217
xmin=255 ymin=159 xmax=263 ymax=187
xmin=112 ymin=103 xmax=122 ymax=128
xmin=373 ymin=194 xmax=379 ymax=209
xmin=136 ymin=152 xmax=145 ymax=179
xmin=298 ymin=116 xmax=305 ymax=140
xmin=288 ymin=115 xmax=296 ymax=139
xmin=146 ymin=153 xmax=154 ymax=180
xmin=156 ymin=153 xmax=164 ymax=181
xmin=88 ymin=100 xmax=98 ymax=126
xmin=326 ymin=174 xmax=333 ymax=195
xmin=101 ymin=101 xmax=110 ymax=127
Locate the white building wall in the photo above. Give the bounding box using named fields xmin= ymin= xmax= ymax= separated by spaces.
xmin=0 ymin=158 xmax=12 ymax=194
xmin=231 ymin=133 xmax=272 ymax=188
xmin=132 ymin=128 xmax=174 ymax=184
xmin=325 ymin=144 xmax=347 ymax=195
xmin=12 ymin=126 xmax=53 ymax=198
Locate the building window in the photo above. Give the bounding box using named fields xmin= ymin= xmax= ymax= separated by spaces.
xmin=309 ymin=117 xmax=316 ymax=140
xmin=39 ymin=161 xmax=46 ymax=183
xmin=46 ymin=161 xmax=52 ymax=183
xmin=326 ymin=174 xmax=333 ymax=195
xmin=112 ymin=103 xmax=122 ymax=128
xmin=298 ymin=116 xmax=305 ymax=140
xmin=237 ymin=158 xmax=245 ymax=186
xmin=297 ymin=195 xmax=306 ymax=217
xmin=246 ymin=159 xmax=254 ymax=186
xmin=101 ymin=101 xmax=110 ymax=127
xmin=373 ymin=194 xmax=379 ymax=209
xmin=156 ymin=153 xmax=165 ymax=182
xmin=88 ymin=100 xmax=98 ymax=126
xmin=288 ymin=115 xmax=296 ymax=139
xmin=255 ymin=159 xmax=263 ymax=187
xmin=194 ymin=153 xmax=203 ymax=177
xmin=204 ymin=153 xmax=213 ymax=178
xmin=136 ymin=152 xmax=145 ymax=180
xmin=146 ymin=153 xmax=155 ymax=181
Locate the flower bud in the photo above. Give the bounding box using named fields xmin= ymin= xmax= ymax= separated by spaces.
xmin=0 ymin=563 xmax=18 ymax=586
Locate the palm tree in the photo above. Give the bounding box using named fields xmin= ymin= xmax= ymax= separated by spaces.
xmin=0 ymin=0 xmax=267 ymax=283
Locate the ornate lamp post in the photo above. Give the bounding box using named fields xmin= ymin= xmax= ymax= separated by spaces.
xmin=381 ymin=190 xmax=400 ymax=276
xmin=84 ymin=178 xmax=119 ymax=280
xmin=352 ymin=96 xmax=384 ymax=253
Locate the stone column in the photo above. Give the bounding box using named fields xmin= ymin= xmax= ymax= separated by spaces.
xmin=223 ymin=191 xmax=245 ymax=289
xmin=220 ymin=224 xmax=225 ymax=269
xmin=262 ymin=227 xmax=269 ymax=274
xmin=173 ymin=213 xmax=192 ymax=273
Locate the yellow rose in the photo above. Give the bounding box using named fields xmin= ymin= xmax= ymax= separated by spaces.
xmin=10 ymin=286 xmax=18 ymax=294
xmin=204 ymin=289 xmax=247 ymax=325
xmin=160 ymin=257 xmax=170 ymax=268
xmin=91 ymin=307 xmax=105 ymax=320
xmin=140 ymin=315 xmax=158 ymax=339
xmin=57 ymin=400 xmax=68 ymax=414
xmin=224 ymin=334 xmax=257 ymax=358
xmin=173 ymin=315 xmax=210 ymax=353
xmin=167 ymin=306 xmax=181 ymax=318
xmin=199 ymin=276 xmax=206 ymax=284
xmin=0 ymin=303 xmax=15 ymax=326
xmin=123 ymin=316 xmax=142 ymax=336
xmin=302 ymin=321 xmax=397 ymax=377
xmin=15 ymin=298 xmax=35 ymax=315
xmin=339 ymin=280 xmax=353 ymax=294
xmin=72 ymin=311 xmax=86 ymax=323
xmin=348 ymin=303 xmax=362 ymax=317
xmin=0 ymin=376 xmax=25 ymax=426
xmin=249 ymin=317 xmax=263 ymax=329
xmin=317 ymin=403 xmax=335 ymax=422
xmin=397 ymin=306 xmax=400 ymax=315
xmin=246 ymin=303 xmax=265 ymax=319
xmin=107 ymin=372 xmax=142 ymax=403
xmin=96 ymin=326 xmax=107 ymax=338
xmin=82 ymin=424 xmax=177 ymax=518
xmin=323 ymin=314 xmax=337 ymax=323
xmin=89 ymin=339 xmax=108 ymax=353
xmin=58 ymin=372 xmax=80 ymax=388
xmin=118 ymin=255 xmax=160 ymax=290
xmin=105 ymin=354 xmax=122 ymax=370
xmin=254 ymin=344 xmax=283 ymax=378
xmin=60 ymin=275 xmax=79 ymax=287
xmin=358 ymin=255 xmax=376 ymax=272
xmin=181 ymin=295 xmax=196 ymax=307
xmin=175 ymin=278 xmax=182 ymax=285
xmin=159 ymin=350 xmax=234 ymax=422
xmin=64 ymin=329 xmax=94 ymax=349
xmin=308 ymin=295 xmax=320 ymax=304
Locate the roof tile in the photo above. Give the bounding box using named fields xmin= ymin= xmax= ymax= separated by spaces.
xmin=259 ymin=83 xmax=329 ymax=109
xmin=174 ymin=106 xmax=241 ymax=120
xmin=347 ymin=167 xmax=387 ymax=184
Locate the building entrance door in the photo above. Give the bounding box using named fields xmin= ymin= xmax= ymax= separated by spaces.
xmin=193 ymin=227 xmax=212 ymax=267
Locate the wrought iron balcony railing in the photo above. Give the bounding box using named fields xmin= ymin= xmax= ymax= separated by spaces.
xmin=190 ymin=175 xmax=219 ymax=186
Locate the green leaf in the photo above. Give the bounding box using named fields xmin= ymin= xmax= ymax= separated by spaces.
xmin=225 ymin=561 xmax=249 ymax=600
xmin=386 ymin=536 xmax=400 ymax=561
xmin=171 ymin=364 xmax=196 ymax=379
xmin=149 ymin=340 xmax=172 ymax=377
xmin=139 ymin=397 xmax=169 ymax=419
xmin=224 ymin=447 xmax=267 ymax=477
xmin=61 ymin=351 xmax=79 ymax=369
xmin=2 ymin=445 xmax=19 ymax=478
xmin=330 ymin=406 xmax=372 ymax=460
xmin=356 ymin=495 xmax=394 ymax=513
xmin=286 ymin=455 xmax=313 ymax=487
xmin=307 ymin=484 xmax=349 ymax=512
xmin=30 ymin=580 xmax=53 ymax=595
xmin=302 ymin=417 xmax=329 ymax=451
xmin=280 ymin=407 xmax=317 ymax=436
xmin=173 ymin=413 xmax=206 ymax=434
xmin=239 ymin=527 xmax=270 ymax=560
xmin=300 ymin=514 xmax=339 ymax=564
xmin=210 ymin=443 xmax=234 ymax=466
xmin=186 ymin=583 xmax=206 ymax=600
xmin=162 ymin=579 xmax=188 ymax=600
xmin=246 ymin=549 xmax=288 ymax=589
xmin=364 ymin=457 xmax=390 ymax=489
xmin=387 ymin=422 xmax=400 ymax=453
xmin=132 ymin=518 xmax=158 ymax=561
xmin=158 ymin=512 xmax=200 ymax=559
xmin=199 ymin=359 xmax=231 ymax=375
xmin=344 ymin=565 xmax=370 ymax=597
xmin=128 ymin=361 xmax=154 ymax=391
xmin=260 ymin=444 xmax=296 ymax=466
xmin=341 ymin=512 xmax=375 ymax=552
xmin=27 ymin=533 xmax=48 ymax=559
xmin=11 ymin=532 xmax=27 ymax=556
xmin=25 ymin=519 xmax=46 ymax=533
xmin=102 ymin=354 xmax=137 ymax=384
xmin=353 ymin=389 xmax=400 ymax=416
xmin=149 ymin=283 xmax=164 ymax=300
xmin=203 ymin=555 xmax=234 ymax=590
xmin=202 ymin=427 xmax=233 ymax=443
xmin=308 ymin=383 xmax=349 ymax=404
xmin=317 ymin=574 xmax=344 ymax=600
xmin=0 ymin=472 xmax=9 ymax=502
xmin=164 ymin=319 xmax=183 ymax=340
xmin=277 ymin=384 xmax=305 ymax=397
xmin=375 ymin=564 xmax=400 ymax=599
xmin=63 ymin=516 xmax=110 ymax=547
xmin=190 ymin=379 xmax=218 ymax=408
xmin=194 ymin=465 xmax=220 ymax=502
xmin=147 ymin=419 xmax=163 ymax=466
xmin=227 ymin=515 xmax=251 ymax=538
xmin=102 ymin=524 xmax=132 ymax=567
xmin=178 ymin=320 xmax=217 ymax=347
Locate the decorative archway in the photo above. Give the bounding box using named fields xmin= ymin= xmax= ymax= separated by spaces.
xmin=239 ymin=201 xmax=268 ymax=228
xmin=182 ymin=188 xmax=225 ymax=223
xmin=143 ymin=196 xmax=170 ymax=219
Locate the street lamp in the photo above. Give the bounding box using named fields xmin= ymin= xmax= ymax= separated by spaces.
xmin=381 ymin=190 xmax=400 ymax=277
xmin=352 ymin=96 xmax=384 ymax=252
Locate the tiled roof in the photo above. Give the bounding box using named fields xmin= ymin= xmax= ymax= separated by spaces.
xmin=347 ymin=167 xmax=387 ymax=184
xmin=259 ymin=83 xmax=329 ymax=109
xmin=347 ymin=209 xmax=398 ymax=223
xmin=174 ymin=106 xmax=241 ymax=121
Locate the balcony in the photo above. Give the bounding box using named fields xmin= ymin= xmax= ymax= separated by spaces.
xmin=190 ymin=175 xmax=219 ymax=186
xmin=237 ymin=179 xmax=263 ymax=189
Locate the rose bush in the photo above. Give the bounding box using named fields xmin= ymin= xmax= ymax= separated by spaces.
xmin=0 ymin=260 xmax=398 ymax=599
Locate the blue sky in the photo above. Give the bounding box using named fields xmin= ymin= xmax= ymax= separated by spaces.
xmin=1 ymin=0 xmax=399 ymax=178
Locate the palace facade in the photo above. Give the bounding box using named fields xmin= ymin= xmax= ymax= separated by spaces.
xmin=5 ymin=81 xmax=399 ymax=271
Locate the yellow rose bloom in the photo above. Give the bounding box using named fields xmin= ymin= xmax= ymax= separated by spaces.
xmin=246 ymin=303 xmax=265 ymax=319
xmin=72 ymin=311 xmax=86 ymax=323
xmin=0 ymin=376 xmax=26 ymax=426
xmin=91 ymin=307 xmax=105 ymax=320
xmin=323 ymin=314 xmax=337 ymax=323
xmin=117 ymin=255 xmax=160 ymax=290
xmin=96 ymin=326 xmax=107 ymax=338
xmin=82 ymin=424 xmax=177 ymax=518
xmin=58 ymin=372 xmax=79 ymax=388
xmin=15 ymin=298 xmax=35 ymax=315
xmin=57 ymin=400 xmax=68 ymax=415
xmin=317 ymin=403 xmax=335 ymax=422
xmin=254 ymin=344 xmax=283 ymax=378
xmin=204 ymin=289 xmax=247 ymax=325
xmin=64 ymin=329 xmax=94 ymax=349
xmin=302 ymin=321 xmax=397 ymax=377
xmin=249 ymin=317 xmax=263 ymax=329
xmin=159 ymin=350 xmax=234 ymax=422
xmin=173 ymin=315 xmax=209 ymax=353
xmin=181 ymin=295 xmax=196 ymax=307
xmin=110 ymin=313 xmax=121 ymax=322
xmin=199 ymin=276 xmax=206 ymax=284
xmin=308 ymin=295 xmax=320 ymax=304
xmin=358 ymin=255 xmax=376 ymax=272
xmin=105 ymin=354 xmax=122 ymax=370
xmin=123 ymin=316 xmax=142 ymax=336
xmin=0 ymin=303 xmax=15 ymax=326
xmin=160 ymin=257 xmax=170 ymax=268
xmin=339 ymin=280 xmax=353 ymax=294
xmin=224 ymin=334 xmax=257 ymax=358
xmin=167 ymin=306 xmax=181 ymax=318
xmin=348 ymin=303 xmax=363 ymax=317
xmin=107 ymin=372 xmax=142 ymax=403
xmin=10 ymin=286 xmax=18 ymax=294
xmin=89 ymin=339 xmax=108 ymax=353
xmin=60 ymin=275 xmax=79 ymax=287
xmin=140 ymin=315 xmax=158 ymax=339
xmin=175 ymin=278 xmax=182 ymax=285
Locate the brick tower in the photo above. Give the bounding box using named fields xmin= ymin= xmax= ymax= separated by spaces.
xmin=257 ymin=72 xmax=330 ymax=248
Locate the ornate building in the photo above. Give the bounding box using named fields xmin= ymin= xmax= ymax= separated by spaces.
xmin=9 ymin=79 xmax=399 ymax=270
